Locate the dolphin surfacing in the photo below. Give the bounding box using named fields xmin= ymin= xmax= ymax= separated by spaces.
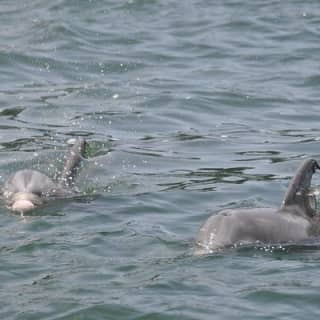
xmin=2 ymin=137 xmax=87 ymax=214
xmin=195 ymin=159 xmax=320 ymax=254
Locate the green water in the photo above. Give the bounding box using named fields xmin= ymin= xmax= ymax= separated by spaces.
xmin=1 ymin=0 xmax=320 ymax=319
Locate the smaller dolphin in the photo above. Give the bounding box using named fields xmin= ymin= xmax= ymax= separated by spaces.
xmin=2 ymin=137 xmax=86 ymax=214
xmin=195 ymin=159 xmax=320 ymax=254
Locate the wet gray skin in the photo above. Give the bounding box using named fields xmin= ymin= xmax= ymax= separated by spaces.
xmin=195 ymin=159 xmax=320 ymax=254
xmin=2 ymin=137 xmax=86 ymax=214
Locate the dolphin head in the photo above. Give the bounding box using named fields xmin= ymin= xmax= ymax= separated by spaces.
xmin=2 ymin=138 xmax=87 ymax=213
xmin=3 ymin=169 xmax=65 ymax=214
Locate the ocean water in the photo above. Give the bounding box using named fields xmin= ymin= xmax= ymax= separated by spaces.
xmin=1 ymin=0 xmax=320 ymax=319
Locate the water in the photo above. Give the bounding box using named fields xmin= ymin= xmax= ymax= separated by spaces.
xmin=1 ymin=0 xmax=320 ymax=319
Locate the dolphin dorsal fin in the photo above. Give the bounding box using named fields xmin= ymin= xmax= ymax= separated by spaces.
xmin=59 ymin=137 xmax=87 ymax=188
xmin=281 ymin=159 xmax=320 ymax=216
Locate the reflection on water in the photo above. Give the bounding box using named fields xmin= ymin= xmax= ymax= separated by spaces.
xmin=157 ymin=166 xmax=277 ymax=191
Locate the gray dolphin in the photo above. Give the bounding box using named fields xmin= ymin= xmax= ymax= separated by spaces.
xmin=195 ymin=159 xmax=320 ymax=254
xmin=2 ymin=137 xmax=86 ymax=213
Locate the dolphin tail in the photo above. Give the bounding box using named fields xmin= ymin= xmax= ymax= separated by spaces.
xmin=281 ymin=159 xmax=320 ymax=216
xmin=59 ymin=137 xmax=87 ymax=188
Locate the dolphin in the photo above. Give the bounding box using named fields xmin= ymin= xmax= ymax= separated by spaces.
xmin=2 ymin=137 xmax=86 ymax=214
xmin=195 ymin=159 xmax=320 ymax=254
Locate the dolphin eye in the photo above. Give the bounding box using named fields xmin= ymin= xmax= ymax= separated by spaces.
xmin=32 ymin=191 xmax=42 ymax=197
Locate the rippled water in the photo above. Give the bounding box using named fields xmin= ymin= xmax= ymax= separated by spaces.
xmin=1 ymin=0 xmax=320 ymax=319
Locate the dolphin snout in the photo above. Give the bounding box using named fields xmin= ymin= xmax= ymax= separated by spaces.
xmin=12 ymin=199 xmax=35 ymax=212
xmin=6 ymin=192 xmax=43 ymax=213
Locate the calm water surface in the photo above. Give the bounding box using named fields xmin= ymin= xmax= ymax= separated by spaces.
xmin=1 ymin=0 xmax=320 ymax=319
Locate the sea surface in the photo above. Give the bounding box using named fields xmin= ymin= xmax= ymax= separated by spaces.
xmin=1 ymin=1 xmax=320 ymax=319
